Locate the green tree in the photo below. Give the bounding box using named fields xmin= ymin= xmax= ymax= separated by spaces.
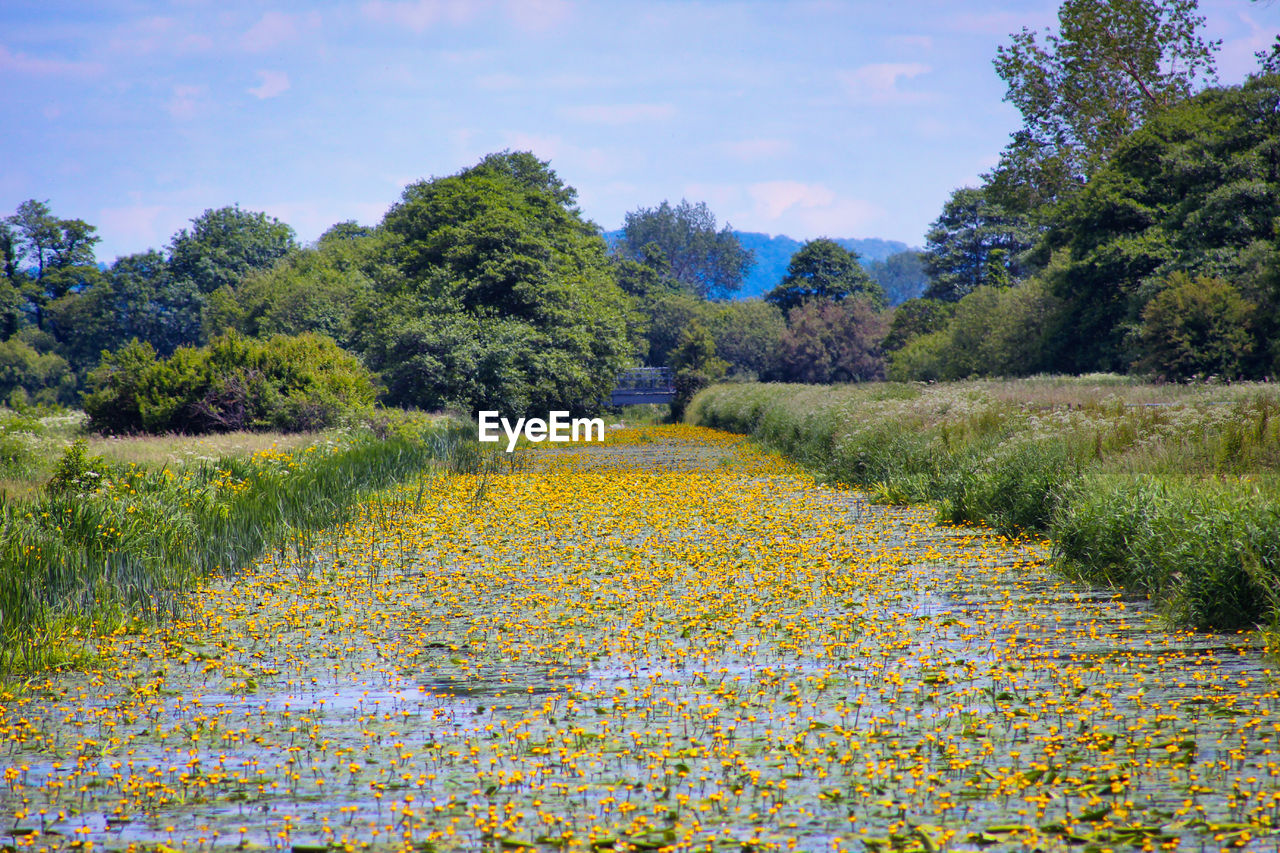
xmin=707 ymin=300 xmax=784 ymax=379
xmin=45 ymin=250 xmax=204 ymax=370
xmin=360 ymin=151 xmax=637 ymax=415
xmin=668 ymin=319 xmax=727 ymax=421
xmin=1257 ymin=36 xmax=1280 ymax=76
xmin=775 ymin=298 xmax=888 ymax=384
xmin=1136 ymin=273 xmax=1254 ymax=380
xmin=616 ymin=200 xmax=753 ymax=299
xmin=923 ymin=187 xmax=1037 ymax=302
xmin=1044 ymin=74 xmax=1280 ymax=373
xmin=641 ymin=290 xmax=712 ymax=369
xmin=84 ymin=332 xmax=376 ymax=435
xmin=0 ymin=221 xmax=21 ymax=337
xmin=0 ymin=337 xmax=76 ymax=406
xmin=236 ymin=236 xmax=378 ymax=350
xmin=992 ymin=0 xmax=1218 ymax=205
xmin=866 ymin=250 xmax=928 ymax=306
xmin=765 ymin=238 xmax=884 ymax=312
xmin=882 ymin=298 xmax=955 ymax=352
xmin=4 ymin=199 xmax=101 ymax=328
xmin=168 ymin=205 xmax=298 ymax=295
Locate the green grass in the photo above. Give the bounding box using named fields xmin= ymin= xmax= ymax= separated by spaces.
xmin=0 ymin=410 xmax=479 ymax=676
xmin=687 ymin=379 xmax=1280 ymax=631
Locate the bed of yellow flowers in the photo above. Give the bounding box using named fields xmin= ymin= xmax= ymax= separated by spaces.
xmin=2 ymin=425 xmax=1277 ymax=852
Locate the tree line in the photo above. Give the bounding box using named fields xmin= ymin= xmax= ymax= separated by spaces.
xmin=3 ymin=0 xmax=1275 ymax=429
xmin=0 ymin=155 xmax=914 ymax=430
xmin=889 ymin=0 xmax=1280 ymax=382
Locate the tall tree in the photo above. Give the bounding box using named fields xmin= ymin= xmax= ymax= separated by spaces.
xmin=992 ymin=0 xmax=1219 ymax=207
xmin=5 ymin=199 xmax=101 ymax=328
xmin=359 ymin=151 xmax=637 ymax=416
xmin=765 ymin=238 xmax=884 ymax=312
xmin=616 ymin=200 xmax=753 ymax=299
xmin=922 ymin=187 xmax=1037 ymax=302
xmin=168 ymin=205 xmax=298 ymax=294
xmin=866 ymin=250 xmax=928 ymax=306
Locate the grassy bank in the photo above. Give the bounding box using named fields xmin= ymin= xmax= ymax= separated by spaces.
xmin=0 ymin=410 xmax=478 ymax=675
xmin=687 ymin=379 xmax=1280 ymax=631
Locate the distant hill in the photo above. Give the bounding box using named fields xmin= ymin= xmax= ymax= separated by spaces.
xmin=604 ymin=229 xmax=918 ymax=300
xmin=733 ymin=232 xmax=914 ymax=299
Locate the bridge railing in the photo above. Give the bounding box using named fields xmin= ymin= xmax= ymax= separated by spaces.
xmin=609 ymin=367 xmax=675 ymax=406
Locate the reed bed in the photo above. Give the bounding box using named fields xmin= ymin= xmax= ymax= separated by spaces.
xmin=687 ymin=379 xmax=1280 ymax=631
xmin=0 ymin=415 xmax=477 ymax=675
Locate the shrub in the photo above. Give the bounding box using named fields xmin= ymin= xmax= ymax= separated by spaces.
xmin=1136 ymin=273 xmax=1255 ymax=380
xmin=0 ymin=338 xmax=77 ymax=407
xmin=84 ymin=332 xmax=377 ymax=435
xmin=776 ymin=298 xmax=888 ymax=383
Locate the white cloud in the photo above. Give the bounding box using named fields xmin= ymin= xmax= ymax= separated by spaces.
xmin=558 ymin=103 xmax=675 ymax=124
xmin=506 ymin=0 xmax=572 ymax=34
xmin=474 ymin=72 xmax=523 ymax=91
xmin=720 ymin=138 xmax=792 ymax=162
xmin=748 ymin=181 xmax=835 ymax=220
xmin=745 ymin=181 xmax=880 ymax=235
xmin=97 ymin=205 xmax=173 ymax=256
xmin=0 ymin=43 xmax=104 ymax=76
xmin=248 ymin=70 xmax=291 ymax=99
xmin=504 ymin=132 xmax=610 ymax=172
xmin=361 ymin=0 xmax=478 ymax=33
xmin=681 ymin=183 xmax=744 ymax=217
xmin=1215 ymin=11 xmax=1277 ymax=80
xmin=886 ymin=34 xmax=933 ymax=52
xmin=168 ymin=84 xmax=205 ymax=119
xmin=241 ymin=11 xmax=300 ymax=52
xmin=841 ymin=62 xmax=932 ymax=105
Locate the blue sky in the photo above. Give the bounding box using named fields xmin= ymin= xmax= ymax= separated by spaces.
xmin=1 ymin=0 xmax=1275 ymax=263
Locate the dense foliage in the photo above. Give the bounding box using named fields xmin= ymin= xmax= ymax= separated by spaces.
xmin=359 ymin=152 xmax=637 ymax=416
xmin=896 ymin=57 xmax=1280 ymax=382
xmin=614 ymin=200 xmax=753 ymax=299
xmin=1 ymin=415 xmax=477 ymax=673
xmin=83 ymin=332 xmax=377 ymax=434
xmin=688 ymin=380 xmax=1280 ymax=631
xmin=764 ymin=238 xmax=885 ymax=312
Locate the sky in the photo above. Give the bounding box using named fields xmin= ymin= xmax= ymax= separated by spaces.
xmin=1 ymin=0 xmax=1276 ymax=264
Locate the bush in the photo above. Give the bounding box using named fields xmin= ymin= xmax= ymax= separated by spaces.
xmin=1136 ymin=273 xmax=1255 ymax=380
xmin=775 ymin=298 xmax=888 ymax=383
xmin=0 ymin=338 xmax=77 ymax=407
xmin=1055 ymin=475 xmax=1279 ymax=630
xmin=84 ymin=332 xmax=377 ymax=435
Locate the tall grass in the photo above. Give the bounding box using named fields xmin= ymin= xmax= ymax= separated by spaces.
xmin=687 ymin=380 xmax=1280 ymax=631
xmin=0 ymin=416 xmax=478 ymax=675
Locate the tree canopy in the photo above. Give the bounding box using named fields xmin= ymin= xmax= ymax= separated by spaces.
xmin=991 ymin=0 xmax=1219 ymax=207
xmin=1044 ymin=72 xmax=1280 ymax=373
xmin=169 ymin=205 xmax=298 ymax=295
xmin=359 ymin=151 xmax=638 ymax=416
xmin=765 ymin=238 xmax=885 ymax=312
xmin=616 ymin=200 xmax=753 ymax=299
xmin=922 ymin=188 xmax=1037 ymax=302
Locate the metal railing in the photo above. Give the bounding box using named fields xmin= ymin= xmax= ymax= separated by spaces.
xmin=610 ymin=367 xmax=675 ymax=406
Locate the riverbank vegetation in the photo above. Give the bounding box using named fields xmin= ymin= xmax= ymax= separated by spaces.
xmin=0 ymin=411 xmax=477 ymax=676
xmin=688 ymin=379 xmax=1280 ymax=632
xmin=3 ymin=429 xmax=1277 ymax=850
